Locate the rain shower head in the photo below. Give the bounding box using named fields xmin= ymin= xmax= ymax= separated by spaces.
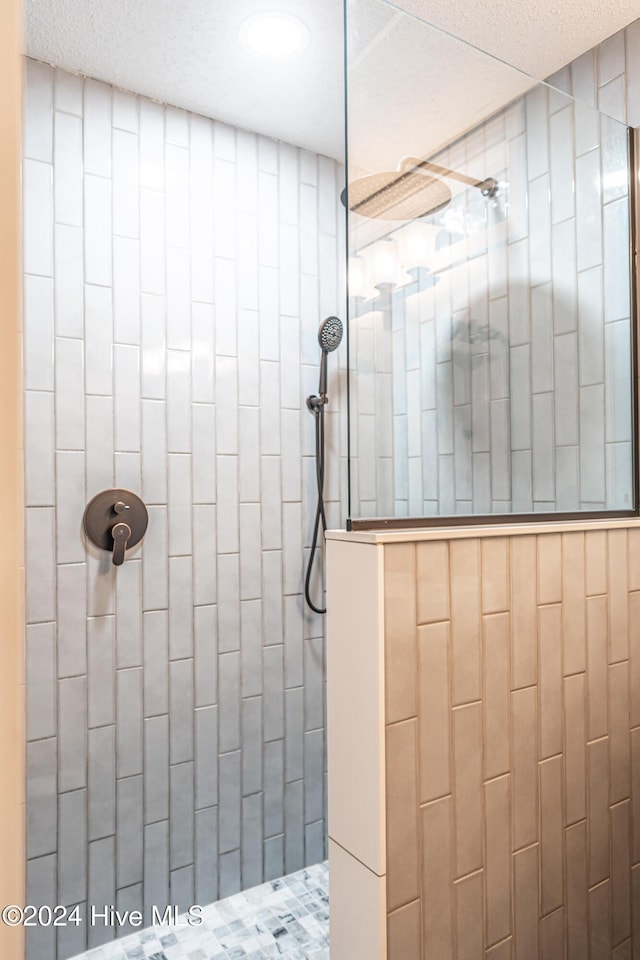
xmin=318 ymin=316 xmax=343 ymax=353
xmin=342 ymin=157 xmax=498 ymax=221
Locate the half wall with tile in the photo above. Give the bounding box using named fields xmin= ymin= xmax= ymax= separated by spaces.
xmin=23 ymin=58 xmax=345 ymax=960
xmin=327 ymin=522 xmax=640 ymax=959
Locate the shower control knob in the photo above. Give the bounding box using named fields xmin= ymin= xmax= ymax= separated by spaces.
xmin=83 ymin=489 xmax=148 ymax=566
xmin=112 ymin=522 xmax=132 ymax=566
xmin=114 ymin=501 xmax=130 ymax=514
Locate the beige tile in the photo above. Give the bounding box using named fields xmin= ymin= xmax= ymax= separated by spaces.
xmin=512 ymin=687 xmax=538 ymax=851
xmin=450 ymin=539 xmax=482 ymax=705
xmin=513 ymin=844 xmax=539 ymax=960
xmin=609 ymin=661 xmax=630 ymax=805
xmin=482 ymin=537 xmax=509 ymax=614
xmin=631 ymin=866 xmax=640 ymax=960
xmin=630 ymin=592 xmax=640 ymax=728
xmin=588 ymin=737 xmax=610 ymax=887
xmin=564 ymin=674 xmax=587 ymax=826
xmin=585 ymin=530 xmax=607 ymax=597
xmin=632 ymin=729 xmax=640 ymax=866
xmin=453 ymin=703 xmax=483 ymax=879
xmin=486 ymin=940 xmax=513 ymax=960
xmin=566 ymin=821 xmax=588 ymax=960
xmin=587 ymin=596 xmax=608 ymax=741
xmin=328 ymin=839 xmax=386 ymax=960
xmin=538 ymin=604 xmax=562 ymax=760
xmin=484 ymin=613 xmax=511 ymax=781
xmin=384 ymin=543 xmax=417 ymax=724
xmin=421 ymin=797 xmax=454 ymax=959
xmin=540 ymin=756 xmax=564 ymax=916
xmin=562 ymin=532 xmax=586 ymax=675
xmin=628 ymin=528 xmax=640 ymax=591
xmin=455 ymin=870 xmax=483 ymax=960
xmin=387 ymin=899 xmax=421 ymax=960
xmin=538 ymin=533 xmax=562 ymax=605
xmin=541 ymin=909 xmax=566 ymax=960
xmin=510 ymin=536 xmax=537 ymax=690
xmin=611 ymin=800 xmax=631 ymax=947
xmin=588 ymin=880 xmax=611 ymax=960
xmin=416 ymin=541 xmax=449 ymax=624
xmin=608 ymin=529 xmax=629 ymax=663
xmin=418 ymin=622 xmax=450 ymax=803
xmin=485 ymin=775 xmax=512 ymax=947
xmin=386 ymin=719 xmax=420 ymax=912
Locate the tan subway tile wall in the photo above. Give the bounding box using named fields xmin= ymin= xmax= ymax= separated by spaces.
xmin=384 ymin=529 xmax=640 ymax=958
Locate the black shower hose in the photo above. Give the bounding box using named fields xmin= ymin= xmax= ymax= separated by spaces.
xmin=304 ymin=401 xmax=328 ymax=615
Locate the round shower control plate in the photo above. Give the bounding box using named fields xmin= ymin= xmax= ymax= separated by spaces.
xmin=83 ymin=488 xmax=148 ymax=553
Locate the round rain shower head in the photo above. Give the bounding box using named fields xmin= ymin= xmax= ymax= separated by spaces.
xmin=342 ymin=170 xmax=452 ymax=221
xmin=318 ymin=316 xmax=343 ymax=353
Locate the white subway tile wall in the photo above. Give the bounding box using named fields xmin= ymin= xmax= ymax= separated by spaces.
xmin=349 ymin=29 xmax=636 ymax=519
xmin=23 ymin=59 xmax=346 ymax=960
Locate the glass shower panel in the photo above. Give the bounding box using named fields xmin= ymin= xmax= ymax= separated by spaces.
xmin=345 ymin=0 xmax=635 ymax=521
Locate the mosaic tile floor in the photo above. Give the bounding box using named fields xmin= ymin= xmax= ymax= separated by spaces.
xmin=71 ymin=862 xmax=329 ymax=960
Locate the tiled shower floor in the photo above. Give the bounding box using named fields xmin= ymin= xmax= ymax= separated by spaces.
xmin=70 ymin=862 xmax=329 ymax=960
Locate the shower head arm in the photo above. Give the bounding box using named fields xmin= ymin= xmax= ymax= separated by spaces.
xmin=399 ymin=157 xmax=498 ymax=198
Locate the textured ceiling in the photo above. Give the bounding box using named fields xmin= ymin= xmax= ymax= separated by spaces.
xmin=24 ymin=0 xmax=640 ymax=161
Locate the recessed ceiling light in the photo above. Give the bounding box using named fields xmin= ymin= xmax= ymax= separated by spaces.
xmin=240 ymin=12 xmax=310 ymax=57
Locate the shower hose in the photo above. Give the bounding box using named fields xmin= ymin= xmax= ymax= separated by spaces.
xmin=304 ymin=397 xmax=328 ymax=615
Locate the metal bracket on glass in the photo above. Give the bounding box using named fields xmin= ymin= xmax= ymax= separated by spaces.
xmin=83 ymin=489 xmax=149 ymax=566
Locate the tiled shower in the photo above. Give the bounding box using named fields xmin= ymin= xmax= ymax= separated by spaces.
xmin=23 ymin=57 xmax=345 ymax=960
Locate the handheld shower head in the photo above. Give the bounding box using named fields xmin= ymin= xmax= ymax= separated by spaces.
xmin=318 ymin=316 xmax=343 ymax=353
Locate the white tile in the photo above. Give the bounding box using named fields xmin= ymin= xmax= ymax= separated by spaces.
xmin=85 ymin=395 xmax=114 ymax=497
xmin=258 ymin=135 xmax=278 ymax=174
xmin=57 ymin=563 xmax=87 ymax=678
xmin=139 ymin=99 xmax=164 ymax=190
xmin=115 ymin=451 xmax=141 ymax=491
xmin=511 ymin=449 xmax=533 ymax=512
xmin=113 ymin=89 xmax=138 ymax=132
xmin=113 ymin=128 xmax=139 ymax=239
xmin=54 ymin=224 xmax=84 ymax=338
xmin=86 ymin=545 xmax=115 ymax=618
xmin=24 ymin=159 xmax=54 ymax=276
xmin=168 ymin=555 xmax=194 ymax=659
xmin=508 ymin=132 xmax=528 ymax=242
xmin=554 ymin=333 xmax=579 ymax=446
xmin=56 ymin=451 xmax=86 ymax=564
xmin=551 ymin=219 xmax=577 ymax=334
xmin=167 ymin=350 xmax=192 ymax=453
xmin=237 ymin=309 xmax=260 ymax=407
xmin=192 ymin=404 xmax=216 ymax=504
xmin=84 ymin=173 xmax=112 ymax=287
xmin=598 ymin=75 xmax=626 ymax=124
xmin=490 ymin=399 xmax=511 ymax=504
xmin=509 ymin=344 xmax=531 ymax=451
xmin=580 ymin=384 xmax=605 ymax=503
xmin=114 ymin=344 xmax=141 ymax=452
xmin=217 ymin=554 xmax=240 ymax=654
xmin=258 ymin=171 xmax=279 ymax=269
xmin=280 ymin=223 xmax=300 ymax=318
xmin=259 ymin=266 xmax=280 ymax=362
xmin=84 ymin=79 xmax=111 ymax=177
xmin=238 ymin=406 xmax=261 ymax=504
xmin=142 ymin=506 xmax=168 ymax=612
xmin=26 ymin=508 xmax=56 ymax=623
xmin=406 ymin=369 xmax=422 ymax=458
xmin=571 ymin=50 xmax=596 ymax=107
xmin=24 ymin=60 xmax=53 ymax=162
xmin=239 ymin=504 xmax=261 ymax=600
xmin=549 ymin=106 xmax=575 ymax=224
xmin=436 ymin=360 xmax=454 ymax=455
xmin=300 ymin=273 xmax=320 ymax=367
xmin=166 ymin=245 xmax=191 ymax=351
xmin=168 ymin=453 xmax=192 ymax=557
xmin=141 ymin=293 xmax=166 ymax=400
xmin=282 ymin=501 xmax=303 ymax=596
xmin=193 ymin=504 xmax=217 ymax=606
xmin=281 ymin=408 xmax=302 ymax=503
xmin=237 ymin=129 xmax=258 ymax=215
xmin=555 ymin=445 xmax=579 ymax=510
xmin=213 ymin=157 xmax=236 ymax=260
xmin=599 ymin=31 xmax=625 ymax=85
xmin=319 ymin=156 xmax=337 ymax=236
xmin=470 ymin=358 xmax=490 ymax=454
xmin=54 ymin=111 xmax=83 ymax=226
xmin=603 ymin=197 xmax=631 ymax=323
xmin=140 ymin=188 xmax=166 ymax=295
xmin=189 ymin=116 xmax=215 ymax=303
xmin=192 ymin=302 xmax=215 ymax=404
xmin=532 ymin=392 xmax=555 ymax=502
xmin=260 ymin=360 xmax=281 ymax=456
xmin=528 ymin=174 xmax=551 ymax=287
xmin=531 ymin=282 xmax=554 ymax=395
xmin=165 ymin=144 xmax=189 ymax=249
xmin=25 ymin=391 xmax=55 ymax=507
xmin=578 ymin=266 xmax=604 ymax=387
xmin=261 ymin=457 xmax=282 ymax=551
xmin=604 ymin=318 xmax=633 ymax=443
xmin=214 ymin=258 xmax=237 ymax=356
xmin=237 ymin=213 xmax=259 ymax=311
xmin=280 ymin=317 xmax=302 ymax=413
xmin=507 ymin=239 xmax=529 ymax=345
xmin=606 ymin=441 xmax=633 ymax=509
xmin=113 ymin=236 xmax=141 ymax=345
xmin=24 ymin=275 xmax=54 ymax=391
xmin=626 ymin=20 xmax=640 ymax=127
xmin=85 ymin=284 xmax=113 ymax=396
xmin=142 ymin=399 xmax=168 ymax=505
xmin=216 ymin=456 xmax=239 ymax=554
xmin=601 ymin=113 xmax=629 ymax=205
xmin=575 ymin=149 xmax=602 ymax=272
xmin=214 ymin=120 xmax=236 ymax=162
xmin=216 ymin=356 xmax=238 ymax=455
xmin=574 ymin=101 xmax=599 ymax=157
xmin=279 ymin=143 xmax=298 ymax=225
xmin=489 ymin=296 xmax=508 ymax=401
xmin=300 ymin=184 xmax=318 ymax=278
xmin=55 ymin=337 xmax=84 ymax=449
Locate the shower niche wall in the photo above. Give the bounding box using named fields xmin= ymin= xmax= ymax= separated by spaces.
xmin=345 ymin=0 xmax=636 ymax=525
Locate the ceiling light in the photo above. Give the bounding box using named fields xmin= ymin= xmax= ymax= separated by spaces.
xmin=240 ymin=13 xmax=309 ymax=57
